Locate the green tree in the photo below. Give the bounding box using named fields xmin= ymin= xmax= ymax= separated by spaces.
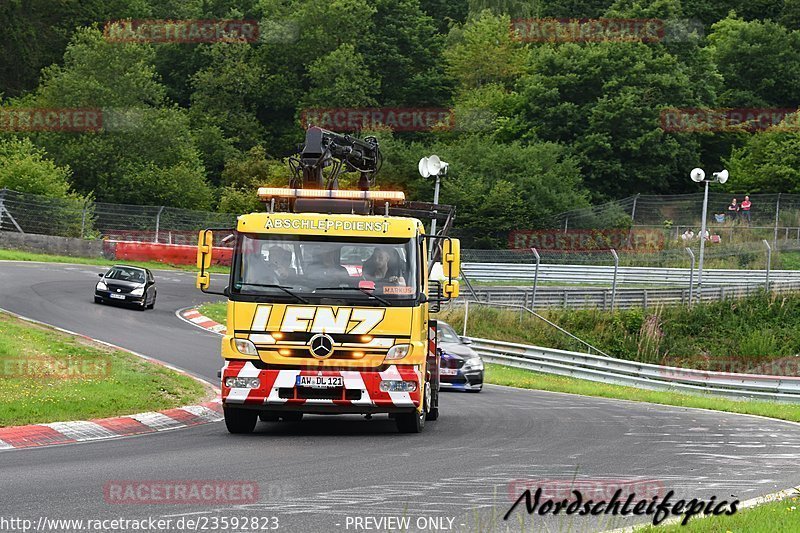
xmin=518 ymin=41 xmax=711 ymax=198
xmin=24 ymin=27 xmax=212 ymax=208
xmin=0 ymin=137 xmax=74 ymax=197
xmin=218 ymin=146 xmax=287 ymax=213
xmin=706 ymin=15 xmax=800 ymax=107
xmin=361 ymin=0 xmax=449 ymax=106
xmin=725 ymin=125 xmax=800 ymax=193
xmin=443 ymin=10 xmax=528 ymax=91
xmin=301 ymin=44 xmax=380 ymax=108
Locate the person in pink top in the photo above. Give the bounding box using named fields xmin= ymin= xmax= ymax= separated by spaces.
xmin=740 ymin=195 xmax=752 ymax=225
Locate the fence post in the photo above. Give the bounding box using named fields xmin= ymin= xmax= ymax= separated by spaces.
xmin=773 ymin=193 xmax=781 ymax=249
xmin=154 ymin=206 xmax=165 ymax=243
xmin=685 ymin=247 xmax=695 ymax=306
xmin=462 ymin=299 xmax=469 ymax=337
xmin=610 ymin=248 xmax=619 ymax=311
xmin=530 ymin=247 xmax=540 ymax=310
xmin=0 ymin=188 xmax=5 ymax=230
xmin=763 ymin=239 xmax=771 ymax=290
xmin=80 ymin=203 xmax=88 ymax=239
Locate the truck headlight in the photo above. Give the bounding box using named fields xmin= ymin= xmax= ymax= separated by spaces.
xmin=131 ymin=286 xmax=144 ymax=296
xmin=385 ymin=344 xmax=411 ymax=360
xmin=224 ymin=377 xmax=260 ymax=388
xmin=464 ymin=357 xmax=484 ymax=370
xmin=96 ymin=281 xmax=107 ymax=290
xmin=233 ymin=338 xmax=259 ymax=356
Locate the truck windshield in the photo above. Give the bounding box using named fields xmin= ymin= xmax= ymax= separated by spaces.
xmin=230 ymin=233 xmax=419 ymax=304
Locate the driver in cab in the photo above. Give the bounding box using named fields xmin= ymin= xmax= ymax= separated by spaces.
xmin=362 ymin=247 xmax=405 ymax=286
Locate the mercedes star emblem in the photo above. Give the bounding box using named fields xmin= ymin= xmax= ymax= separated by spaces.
xmin=309 ymin=333 xmax=335 ymax=359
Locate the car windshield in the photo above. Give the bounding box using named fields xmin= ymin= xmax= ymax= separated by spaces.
xmin=231 ymin=233 xmax=418 ymax=303
xmin=105 ymin=267 xmax=146 ymax=283
xmin=437 ymin=323 xmax=461 ymax=343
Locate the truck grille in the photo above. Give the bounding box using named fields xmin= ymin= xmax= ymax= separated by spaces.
xmin=278 ymin=387 xmax=362 ymax=401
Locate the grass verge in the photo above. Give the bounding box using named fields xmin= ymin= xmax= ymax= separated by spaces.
xmin=639 ymin=495 xmax=800 ymax=531
xmin=0 ymin=312 xmax=209 ymax=426
xmin=486 ymin=364 xmax=800 ymax=423
xmin=0 ymin=248 xmax=229 ymax=273
xmin=199 ymin=302 xmax=227 ymax=325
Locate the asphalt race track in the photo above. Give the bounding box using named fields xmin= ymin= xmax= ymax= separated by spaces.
xmin=2 ymin=261 xmax=800 ymax=532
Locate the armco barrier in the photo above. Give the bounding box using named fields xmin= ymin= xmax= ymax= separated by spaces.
xmin=470 ymin=337 xmax=800 ymax=402
xmin=462 ymin=263 xmax=800 ymax=286
xmin=111 ymin=241 xmax=232 ymax=266
xmin=459 ymin=282 xmax=800 ymax=310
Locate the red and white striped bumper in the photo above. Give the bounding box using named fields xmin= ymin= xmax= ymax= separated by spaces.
xmin=221 ymin=361 xmax=422 ymax=412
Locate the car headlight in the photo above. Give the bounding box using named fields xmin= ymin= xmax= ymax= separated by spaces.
xmin=233 ymin=338 xmax=259 ymax=356
xmin=96 ymin=281 xmax=107 ymax=290
xmin=130 ymin=286 xmax=145 ymax=296
xmin=385 ymin=344 xmax=412 ymax=360
xmin=464 ymin=357 xmax=484 ymax=370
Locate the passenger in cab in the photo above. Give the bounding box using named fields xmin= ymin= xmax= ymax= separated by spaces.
xmin=362 ymin=247 xmax=405 ymax=285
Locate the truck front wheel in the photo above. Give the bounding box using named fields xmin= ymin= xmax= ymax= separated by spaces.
xmin=396 ymin=382 xmax=428 ymax=433
xmin=224 ymin=407 xmax=257 ymax=434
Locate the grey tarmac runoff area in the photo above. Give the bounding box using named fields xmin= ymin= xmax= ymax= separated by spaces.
xmin=1 ymin=261 xmax=799 ymax=532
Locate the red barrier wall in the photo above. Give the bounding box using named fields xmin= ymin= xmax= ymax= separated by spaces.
xmin=111 ymin=241 xmax=232 ymax=266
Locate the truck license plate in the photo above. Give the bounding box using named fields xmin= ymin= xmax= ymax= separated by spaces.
xmin=296 ymin=375 xmax=344 ymax=388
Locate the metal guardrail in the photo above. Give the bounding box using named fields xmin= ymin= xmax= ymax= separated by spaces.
xmin=458 ymin=281 xmax=800 ymax=310
xmin=470 ymin=337 xmax=800 ymax=403
xmin=462 ymin=263 xmax=800 ymax=285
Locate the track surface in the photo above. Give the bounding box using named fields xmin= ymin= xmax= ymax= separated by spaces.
xmin=1 ymin=261 xmax=800 ymax=532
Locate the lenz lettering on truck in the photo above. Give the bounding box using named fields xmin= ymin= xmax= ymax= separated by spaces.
xmin=195 ymin=127 xmax=460 ymax=434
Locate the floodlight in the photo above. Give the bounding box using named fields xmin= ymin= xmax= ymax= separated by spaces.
xmin=418 ymin=158 xmax=430 ymax=178
xmin=690 ymin=168 xmax=705 ymax=183
xmin=426 ymin=155 xmax=442 ymax=176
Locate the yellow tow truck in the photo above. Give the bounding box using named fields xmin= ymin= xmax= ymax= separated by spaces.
xmin=196 ymin=127 xmax=460 ymax=433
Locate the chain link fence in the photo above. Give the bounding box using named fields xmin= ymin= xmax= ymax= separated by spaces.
xmin=0 ymin=188 xmax=235 ymax=245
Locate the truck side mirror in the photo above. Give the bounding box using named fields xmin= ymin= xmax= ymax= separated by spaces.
xmin=442 ymin=238 xmax=460 ymax=279
xmin=196 ymin=229 xmax=213 ymax=290
xmin=442 ymin=279 xmax=459 ymax=299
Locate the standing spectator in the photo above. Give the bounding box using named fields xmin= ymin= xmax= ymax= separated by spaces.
xmin=740 ymin=195 xmax=752 ymax=225
xmin=727 ymin=198 xmax=740 ymax=222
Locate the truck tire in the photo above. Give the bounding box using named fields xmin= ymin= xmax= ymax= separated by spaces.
xmin=397 ymin=382 xmax=428 ymax=433
xmin=259 ymin=412 xmax=280 ymax=422
xmin=280 ymin=412 xmax=303 ymax=422
xmin=224 ymin=407 xmax=257 ymax=434
xmin=426 ymin=383 xmax=439 ymax=421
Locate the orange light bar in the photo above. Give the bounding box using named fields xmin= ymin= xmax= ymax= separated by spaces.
xmin=257 ymin=187 xmax=405 ymax=203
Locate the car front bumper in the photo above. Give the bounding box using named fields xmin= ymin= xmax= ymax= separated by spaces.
xmin=440 ymin=368 xmax=484 ymax=391
xmin=95 ymin=290 xmax=145 ymax=304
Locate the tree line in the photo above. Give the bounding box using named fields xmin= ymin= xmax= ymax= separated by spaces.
xmin=2 ymin=1 xmax=800 ymax=247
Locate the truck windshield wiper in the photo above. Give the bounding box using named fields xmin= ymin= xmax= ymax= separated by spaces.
xmin=237 ymin=283 xmax=309 ymax=304
xmin=313 ymin=287 xmax=392 ymax=306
